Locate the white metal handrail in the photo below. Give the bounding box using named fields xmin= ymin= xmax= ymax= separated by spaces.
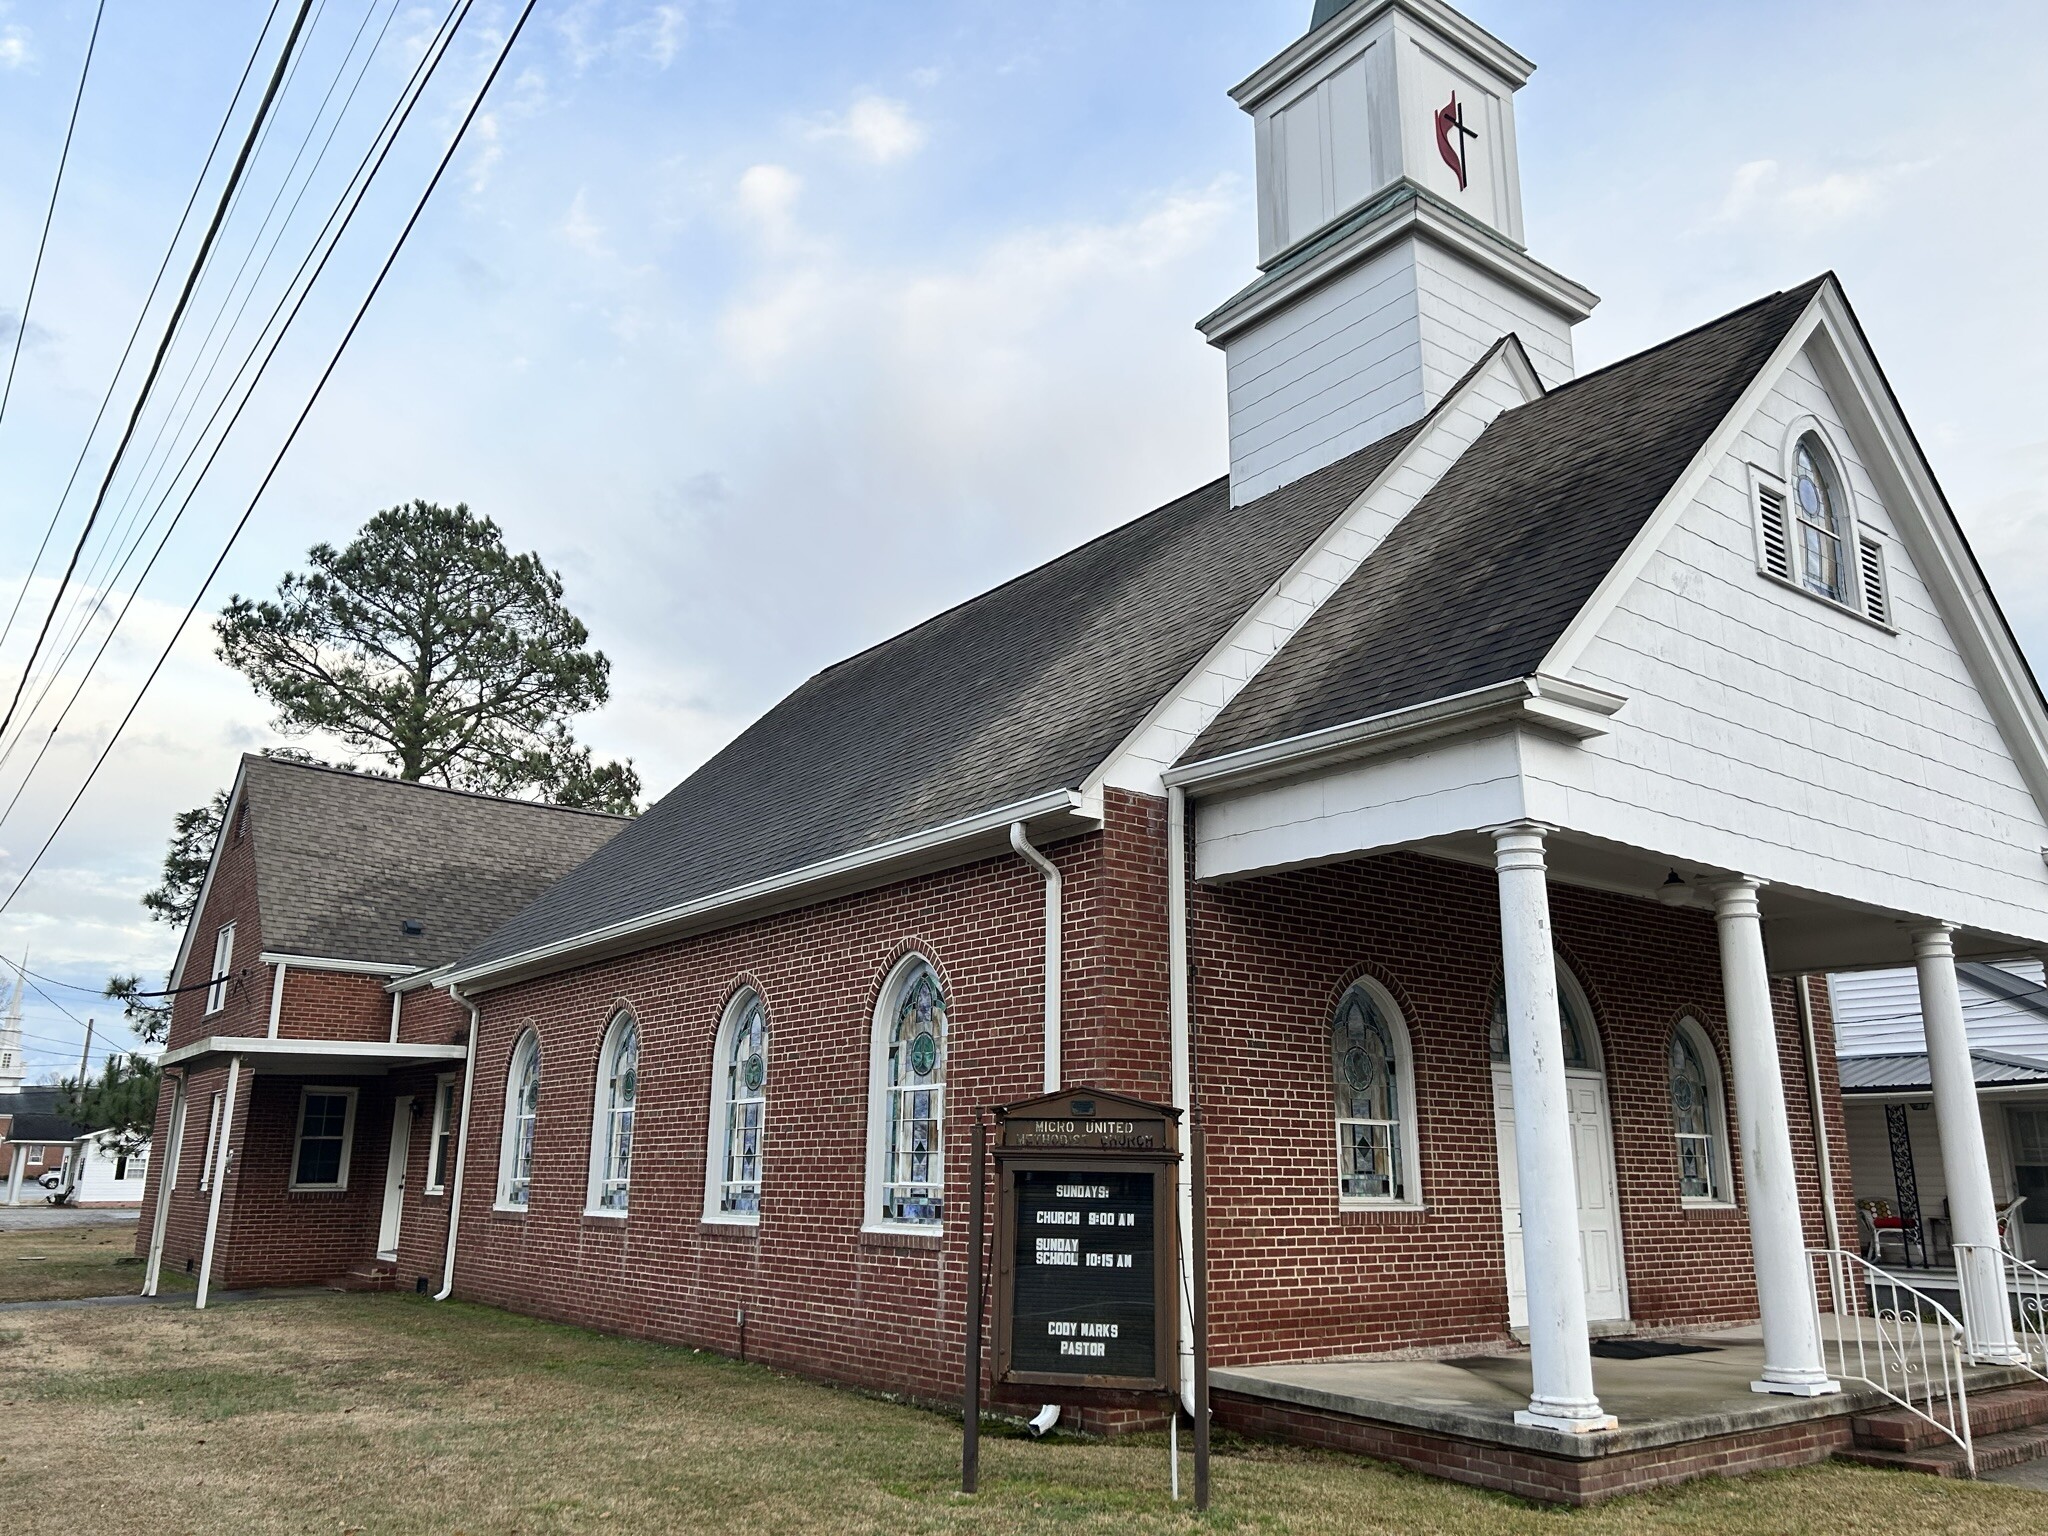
xmin=1956 ymin=1242 xmax=2048 ymax=1381
xmin=1812 ymin=1247 xmax=1973 ymax=1475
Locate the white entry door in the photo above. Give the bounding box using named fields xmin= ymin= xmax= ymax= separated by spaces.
xmin=377 ymin=1097 xmax=413 ymax=1261
xmin=1492 ymin=1068 xmax=1629 ymax=1328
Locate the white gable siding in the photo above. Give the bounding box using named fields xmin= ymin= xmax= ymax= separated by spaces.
xmin=1101 ymin=349 xmax=1536 ymax=795
xmin=1831 ymin=961 xmax=2048 ymax=1059
xmin=1545 ymin=345 xmax=2048 ymax=944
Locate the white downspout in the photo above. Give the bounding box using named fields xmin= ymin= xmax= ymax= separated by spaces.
xmin=436 ymin=986 xmax=481 ymax=1301
xmin=1008 ymin=822 xmax=1062 ymax=1093
xmin=267 ymin=962 xmax=286 ymax=1039
xmin=1795 ymin=973 xmax=1842 ymax=1254
xmin=1168 ymin=785 xmax=1195 ymax=1418
xmin=388 ymin=987 xmax=402 ymax=1044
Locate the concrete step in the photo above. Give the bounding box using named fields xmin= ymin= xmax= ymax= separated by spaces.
xmin=1852 ymin=1386 xmax=2048 ymax=1451
xmin=1838 ymin=1424 xmax=2048 ymax=1479
xmin=339 ymin=1262 xmax=397 ymax=1293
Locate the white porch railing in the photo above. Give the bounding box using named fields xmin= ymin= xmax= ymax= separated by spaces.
xmin=1812 ymin=1247 xmax=1974 ymax=1475
xmin=1954 ymin=1242 xmax=2048 ymax=1382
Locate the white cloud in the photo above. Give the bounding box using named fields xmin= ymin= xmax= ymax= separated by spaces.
xmin=1712 ymin=156 xmax=1922 ymax=227
xmin=644 ymin=4 xmax=688 ymax=67
xmin=804 ymin=94 xmax=927 ymax=165
xmin=552 ymin=0 xmax=695 ymax=73
xmin=562 ymin=187 xmax=608 ymax=256
xmin=0 ymin=25 xmax=30 ymax=70
xmin=733 ymin=163 xmax=803 ymax=251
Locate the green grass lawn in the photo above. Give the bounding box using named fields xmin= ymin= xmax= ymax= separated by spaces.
xmin=0 ymin=1221 xmax=187 ymax=1303
xmin=0 ymin=1291 xmax=2041 ymax=1533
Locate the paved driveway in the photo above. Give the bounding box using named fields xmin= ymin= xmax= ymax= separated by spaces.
xmin=0 ymin=1205 xmax=141 ymax=1233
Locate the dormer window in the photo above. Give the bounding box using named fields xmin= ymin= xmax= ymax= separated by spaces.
xmin=1791 ymin=436 xmax=1847 ymax=603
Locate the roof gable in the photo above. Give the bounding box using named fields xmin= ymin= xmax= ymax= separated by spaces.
xmin=453 ymin=428 xmax=1433 ymax=977
xmin=1185 ymin=280 xmax=1826 ymax=763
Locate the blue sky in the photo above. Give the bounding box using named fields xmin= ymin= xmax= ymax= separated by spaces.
xmin=3 ymin=0 xmax=2047 ymax=1077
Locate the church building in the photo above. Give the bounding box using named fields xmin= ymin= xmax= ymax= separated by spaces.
xmin=136 ymin=0 xmax=2048 ymax=1502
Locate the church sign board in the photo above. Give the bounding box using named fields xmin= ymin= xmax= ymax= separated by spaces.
xmin=990 ymin=1089 xmax=1179 ymax=1395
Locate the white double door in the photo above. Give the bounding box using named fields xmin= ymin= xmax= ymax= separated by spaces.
xmin=1491 ymin=1067 xmax=1628 ymax=1328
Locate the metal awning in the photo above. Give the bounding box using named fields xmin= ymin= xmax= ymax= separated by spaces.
xmin=1838 ymin=1048 xmax=2048 ymax=1095
xmin=160 ymin=1035 xmax=468 ymax=1077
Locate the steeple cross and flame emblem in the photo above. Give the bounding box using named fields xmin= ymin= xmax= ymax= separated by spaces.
xmin=1434 ymin=89 xmax=1478 ymax=191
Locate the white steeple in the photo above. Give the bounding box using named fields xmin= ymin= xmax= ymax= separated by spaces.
xmin=0 ymin=954 xmax=25 ymax=1094
xmin=1200 ymin=0 xmax=1598 ymax=504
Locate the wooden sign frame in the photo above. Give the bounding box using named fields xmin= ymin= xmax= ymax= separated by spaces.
xmin=989 ymin=1088 xmax=1180 ymax=1399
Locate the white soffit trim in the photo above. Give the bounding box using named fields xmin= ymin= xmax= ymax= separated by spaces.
xmin=1162 ymin=674 xmax=1625 ymax=796
xmin=442 ymin=788 xmax=1094 ymax=993
xmin=1538 ymin=278 xmax=2048 ymax=820
xmin=160 ymin=1035 xmax=469 ymax=1071
xmin=1087 ymin=337 xmax=1545 ymax=800
xmin=166 ymin=763 xmax=251 ymax=998
xmin=256 ymin=952 xmax=418 ymax=977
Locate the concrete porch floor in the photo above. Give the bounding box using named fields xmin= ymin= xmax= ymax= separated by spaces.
xmin=1211 ymin=1324 xmax=2040 ymax=1461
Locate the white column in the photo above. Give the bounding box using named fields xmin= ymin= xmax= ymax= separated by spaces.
xmin=195 ymin=1055 xmax=243 ymax=1310
xmin=1913 ymin=924 xmax=2022 ymax=1363
xmin=1493 ymin=824 xmax=1614 ymax=1433
xmin=1709 ymin=879 xmax=1838 ymax=1396
xmin=4 ymin=1143 xmax=23 ymax=1205
xmin=143 ymin=1073 xmax=188 ymax=1297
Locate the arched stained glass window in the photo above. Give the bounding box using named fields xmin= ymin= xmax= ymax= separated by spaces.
xmin=718 ymin=993 xmax=768 ymax=1216
xmin=1489 ymin=981 xmax=1593 ymax=1070
xmin=1670 ymin=1019 xmax=1729 ymax=1203
xmin=1793 ymin=435 xmax=1848 ymax=603
xmin=499 ymin=1029 xmax=541 ymax=1209
xmin=1333 ymin=984 xmax=1409 ymax=1203
xmin=589 ymin=1013 xmax=638 ymax=1213
xmin=879 ymin=963 xmax=946 ymax=1225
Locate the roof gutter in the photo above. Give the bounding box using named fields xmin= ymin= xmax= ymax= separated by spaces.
xmin=1163 ymin=675 xmax=1625 ymax=798
xmin=443 ymin=788 xmax=1094 ymax=994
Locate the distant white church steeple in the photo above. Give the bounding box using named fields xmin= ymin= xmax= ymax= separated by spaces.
xmin=0 ymin=955 xmax=25 ymax=1094
xmin=1200 ymin=0 xmax=1598 ymax=503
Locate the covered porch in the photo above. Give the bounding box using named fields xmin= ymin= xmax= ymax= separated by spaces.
xmin=143 ymin=1035 xmax=469 ymax=1306
xmin=1165 ymin=683 xmax=2048 ymax=1444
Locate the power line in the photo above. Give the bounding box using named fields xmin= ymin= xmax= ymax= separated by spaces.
xmin=0 ymin=0 xmax=105 ymax=434
xmin=0 ymin=2 xmax=284 ymax=667
xmin=0 ymin=0 xmax=319 ymax=745
xmin=0 ymin=0 xmax=538 ymax=915
xmin=0 ymin=0 xmax=472 ymax=833
xmin=0 ymin=0 xmax=398 ymax=760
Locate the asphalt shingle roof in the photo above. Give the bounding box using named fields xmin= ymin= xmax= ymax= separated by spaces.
xmin=4 ymin=1111 xmax=83 ymax=1143
xmin=454 ymin=422 xmax=1430 ymax=972
xmin=1185 ymin=278 xmax=1827 ymax=763
xmin=238 ymin=756 xmax=628 ymax=970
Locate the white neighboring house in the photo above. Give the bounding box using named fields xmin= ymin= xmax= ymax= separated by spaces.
xmin=59 ymin=1129 xmax=150 ymax=1207
xmin=1831 ymin=963 xmax=2048 ymax=1263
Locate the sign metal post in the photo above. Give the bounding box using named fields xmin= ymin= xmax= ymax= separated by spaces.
xmin=962 ymin=1111 xmax=986 ymax=1494
xmin=1190 ymin=1113 xmax=1211 ymax=1511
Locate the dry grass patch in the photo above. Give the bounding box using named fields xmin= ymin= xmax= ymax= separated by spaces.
xmin=0 ymin=1293 xmax=2041 ymax=1534
xmin=0 ymin=1221 xmax=183 ymax=1303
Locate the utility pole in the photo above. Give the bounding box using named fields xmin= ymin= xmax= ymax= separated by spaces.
xmin=75 ymin=1016 xmax=94 ymax=1087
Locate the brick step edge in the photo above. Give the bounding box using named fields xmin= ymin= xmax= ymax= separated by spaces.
xmin=1852 ymin=1389 xmax=2048 ymax=1451
xmin=1837 ymin=1425 xmax=2048 ymax=1478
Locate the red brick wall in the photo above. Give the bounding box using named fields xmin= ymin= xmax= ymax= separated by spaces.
xmin=277 ymin=968 xmax=391 ymax=1043
xmin=450 ymin=826 xmax=1098 ymax=1407
xmin=1187 ymin=849 xmax=1853 ymax=1367
xmin=165 ymin=788 xmax=269 ymax=1052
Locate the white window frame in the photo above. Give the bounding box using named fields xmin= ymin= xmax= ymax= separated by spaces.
xmin=1749 ymin=417 xmax=1895 ymax=632
xmin=1671 ymin=1016 xmax=1735 ymax=1209
xmin=198 ymin=1092 xmax=225 ymax=1192
xmin=289 ymin=1086 xmax=359 ymax=1192
xmin=496 ymin=1029 xmax=541 ymax=1212
xmin=863 ymin=956 xmax=947 ymax=1233
xmin=703 ymin=989 xmax=768 ymax=1225
xmin=1331 ymin=978 xmax=1424 ymax=1211
xmin=424 ymin=1072 xmax=457 ymax=1196
xmin=585 ymin=1011 xmax=638 ymax=1218
xmin=205 ymin=923 xmax=236 ymax=1015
